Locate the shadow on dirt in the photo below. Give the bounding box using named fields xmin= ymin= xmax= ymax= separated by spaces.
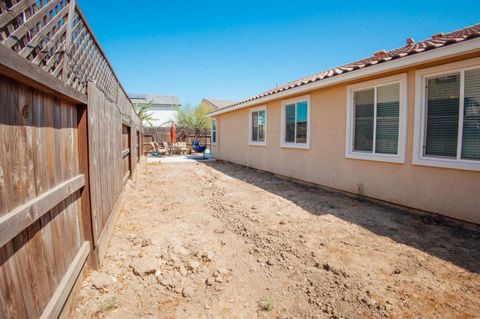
xmin=206 ymin=161 xmax=480 ymax=275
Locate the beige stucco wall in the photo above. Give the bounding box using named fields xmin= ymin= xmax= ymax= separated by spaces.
xmin=211 ymin=53 xmax=480 ymax=224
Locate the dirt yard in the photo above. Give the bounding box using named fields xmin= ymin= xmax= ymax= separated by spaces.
xmin=72 ymin=160 xmax=480 ymax=319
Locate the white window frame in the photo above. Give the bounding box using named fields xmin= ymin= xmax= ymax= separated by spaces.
xmin=413 ymin=57 xmax=480 ymax=171
xmin=345 ymin=73 xmax=407 ymax=163
xmin=280 ymin=94 xmax=311 ymax=149
xmin=248 ymin=105 xmax=267 ymax=146
xmin=211 ymin=118 xmax=217 ymax=145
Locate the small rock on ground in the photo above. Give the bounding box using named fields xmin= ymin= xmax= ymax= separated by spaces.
xmin=130 ymin=256 xmax=158 ymax=277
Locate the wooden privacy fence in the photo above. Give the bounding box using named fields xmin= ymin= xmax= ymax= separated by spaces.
xmin=0 ymin=1 xmax=142 ymax=318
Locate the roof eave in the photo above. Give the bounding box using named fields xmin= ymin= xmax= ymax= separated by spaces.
xmin=207 ymin=37 xmax=480 ymax=117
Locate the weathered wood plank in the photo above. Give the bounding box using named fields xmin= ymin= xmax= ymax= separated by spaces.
xmin=0 ymin=241 xmax=28 ymax=319
xmin=17 ymin=80 xmax=35 ymax=203
xmin=19 ymin=6 xmax=69 ymax=60
xmin=11 ymin=229 xmax=38 ymax=317
xmin=0 ymin=174 xmax=85 ymax=248
xmin=96 ymin=189 xmax=125 ymax=265
xmin=1 ymin=0 xmax=141 ymax=126
xmin=0 ymin=76 xmax=16 ymax=215
xmin=123 ymin=171 xmax=130 ymax=185
xmin=0 ymin=0 xmax=36 ymax=28
xmin=49 ymin=205 xmax=67 ymax=282
xmin=62 ymin=0 xmax=77 ymax=83
xmin=39 ymin=207 xmax=61 ymax=293
xmin=0 ymin=2 xmax=141 ymax=316
xmin=57 ymin=257 xmax=87 ymax=319
xmin=4 ymin=0 xmax=62 ymax=48
xmin=0 ymin=45 xmax=87 ymax=104
xmin=25 ymin=217 xmax=54 ymax=313
xmin=53 ymin=93 xmax=64 ymax=185
xmin=39 ymin=241 xmax=90 ymax=319
xmin=77 ymin=104 xmax=98 ymax=268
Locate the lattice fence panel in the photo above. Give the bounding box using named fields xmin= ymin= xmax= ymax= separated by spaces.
xmin=0 ymin=0 xmax=136 ymax=108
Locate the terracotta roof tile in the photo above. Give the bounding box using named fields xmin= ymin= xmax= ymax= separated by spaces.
xmin=216 ymin=23 xmax=480 ymax=113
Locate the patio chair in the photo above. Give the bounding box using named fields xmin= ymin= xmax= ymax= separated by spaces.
xmin=144 ymin=142 xmax=154 ymax=156
xmin=150 ymin=142 xmax=167 ymax=156
xmin=176 ymin=142 xmax=189 ymax=155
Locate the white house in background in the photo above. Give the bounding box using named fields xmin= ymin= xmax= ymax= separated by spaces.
xmin=129 ymin=94 xmax=181 ymax=126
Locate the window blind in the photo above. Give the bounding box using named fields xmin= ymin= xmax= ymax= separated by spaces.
xmin=252 ymin=111 xmax=259 ymax=141
xmin=462 ymin=69 xmax=480 ymax=160
xmin=425 ymin=74 xmax=460 ymax=158
xmin=376 ymin=83 xmax=400 ymax=154
xmin=285 ymin=104 xmax=295 ymax=143
xmin=354 ymin=89 xmax=374 ymax=152
xmin=212 ymin=121 xmax=217 ymax=143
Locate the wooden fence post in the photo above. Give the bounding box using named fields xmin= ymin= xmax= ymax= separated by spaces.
xmin=77 ymin=104 xmax=98 ymax=268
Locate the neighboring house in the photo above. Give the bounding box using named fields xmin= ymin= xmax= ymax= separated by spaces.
xmin=129 ymin=94 xmax=181 ymax=126
xmin=202 ymin=98 xmax=237 ymax=110
xmin=208 ymin=23 xmax=480 ymax=225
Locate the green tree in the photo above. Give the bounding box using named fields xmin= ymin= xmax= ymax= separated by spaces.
xmin=176 ymin=102 xmax=214 ymax=132
xmin=134 ymin=100 xmax=155 ymax=126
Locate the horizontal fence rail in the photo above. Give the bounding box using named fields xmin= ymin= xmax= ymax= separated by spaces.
xmin=0 ymin=175 xmax=85 ymax=248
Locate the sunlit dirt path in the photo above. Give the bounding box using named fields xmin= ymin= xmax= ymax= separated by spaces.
xmin=72 ymin=160 xmax=480 ymax=319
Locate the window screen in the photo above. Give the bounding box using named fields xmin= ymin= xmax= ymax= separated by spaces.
xmin=251 ymin=111 xmax=258 ymax=142
xmin=462 ymin=69 xmax=480 ymax=160
xmin=354 ymin=89 xmax=374 ymax=152
xmin=296 ymin=101 xmax=308 ymax=143
xmin=284 ymin=101 xmax=308 ymax=145
xmin=285 ymin=104 xmax=296 ymax=143
xmin=376 ymin=83 xmax=400 ymax=154
xmin=425 ymin=74 xmax=460 ymax=158
xmin=258 ymin=110 xmax=266 ymax=142
xmin=251 ymin=110 xmax=266 ymax=143
xmin=353 ymin=83 xmax=400 ymax=155
xmin=212 ymin=120 xmax=217 ymax=143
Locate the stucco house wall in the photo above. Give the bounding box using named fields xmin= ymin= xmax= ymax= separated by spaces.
xmin=211 ymin=53 xmax=480 ymax=224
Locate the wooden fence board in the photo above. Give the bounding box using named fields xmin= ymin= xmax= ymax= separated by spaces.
xmin=0 ymin=76 xmax=19 ymax=213
xmin=40 ymin=241 xmax=90 ymax=319
xmin=25 ymin=218 xmax=54 ymax=314
xmin=0 ymin=175 xmax=85 ymax=248
xmin=88 ymin=83 xmax=125 ymax=242
xmin=48 ymin=206 xmax=67 ymax=285
xmin=0 ymin=1 xmax=142 ymax=317
xmin=0 ymin=75 xmax=87 ymax=318
xmin=11 ymin=230 xmax=37 ymax=317
xmin=0 ymin=45 xmax=88 ymax=104
xmin=0 ymin=242 xmax=28 ymax=319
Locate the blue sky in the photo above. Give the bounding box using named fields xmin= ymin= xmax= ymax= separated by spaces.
xmin=79 ymin=0 xmax=480 ymax=105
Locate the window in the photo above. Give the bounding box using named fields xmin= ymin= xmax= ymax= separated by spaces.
xmin=281 ymin=95 xmax=310 ymax=148
xmin=249 ymin=106 xmax=267 ymax=145
xmin=413 ymin=58 xmax=480 ymax=171
xmin=211 ymin=119 xmax=217 ymax=145
xmin=346 ymin=74 xmax=407 ymax=163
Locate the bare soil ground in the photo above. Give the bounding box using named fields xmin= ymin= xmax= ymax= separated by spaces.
xmin=72 ymin=160 xmax=480 ymax=319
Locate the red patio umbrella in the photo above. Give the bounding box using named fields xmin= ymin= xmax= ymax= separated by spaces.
xmin=170 ymin=123 xmax=176 ymax=144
